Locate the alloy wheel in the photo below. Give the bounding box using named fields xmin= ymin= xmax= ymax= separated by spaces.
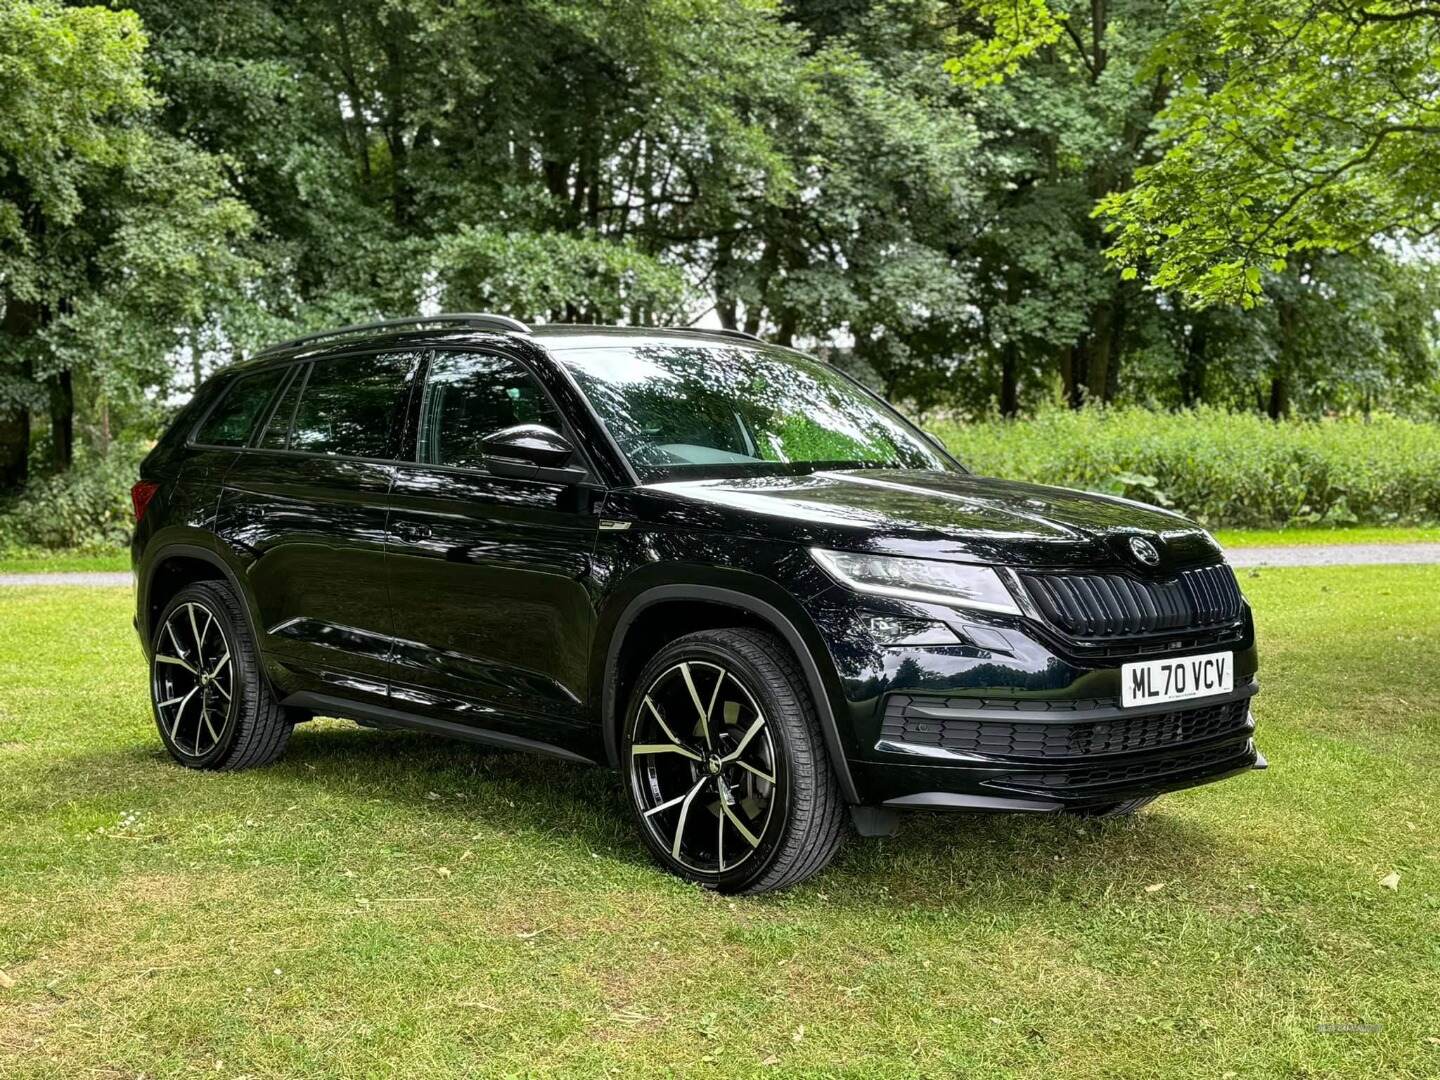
xmin=628 ymin=660 xmax=778 ymax=874
xmin=152 ymin=601 xmax=235 ymax=758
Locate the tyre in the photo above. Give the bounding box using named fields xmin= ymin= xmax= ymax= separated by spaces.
xmin=1066 ymin=796 xmax=1157 ymax=819
xmin=150 ymin=580 xmax=291 ymax=771
xmin=621 ymin=628 xmax=846 ymax=894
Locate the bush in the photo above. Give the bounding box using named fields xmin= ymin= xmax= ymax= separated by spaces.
xmin=932 ymin=407 xmax=1440 ymax=529
xmin=0 ymin=443 xmax=145 ymax=552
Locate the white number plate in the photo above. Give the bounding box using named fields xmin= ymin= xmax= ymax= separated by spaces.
xmin=1121 ymin=651 xmax=1233 ymax=708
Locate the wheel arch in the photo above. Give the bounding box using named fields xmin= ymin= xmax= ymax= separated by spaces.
xmin=601 ymin=583 xmax=860 ymax=804
xmin=141 ymin=543 xmax=261 ymax=657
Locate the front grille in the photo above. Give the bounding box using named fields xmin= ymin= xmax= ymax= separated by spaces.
xmin=1019 ymin=562 xmax=1243 ymax=641
xmin=879 ymin=693 xmax=1253 ymax=761
xmin=988 ymin=738 xmax=1253 ymax=794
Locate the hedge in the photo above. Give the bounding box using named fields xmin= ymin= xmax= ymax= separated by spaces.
xmin=933 ymin=407 xmax=1440 ymax=529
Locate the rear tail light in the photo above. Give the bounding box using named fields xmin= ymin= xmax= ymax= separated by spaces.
xmin=131 ymin=481 xmax=161 ymax=522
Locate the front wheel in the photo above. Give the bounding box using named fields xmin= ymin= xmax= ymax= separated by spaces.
xmin=622 ymin=628 xmax=846 ymax=894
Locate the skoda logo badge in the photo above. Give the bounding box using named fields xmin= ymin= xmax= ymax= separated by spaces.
xmin=1129 ymin=536 xmax=1161 ymax=566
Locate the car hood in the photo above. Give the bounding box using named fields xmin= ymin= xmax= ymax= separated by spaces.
xmin=638 ymin=469 xmax=1222 ymax=570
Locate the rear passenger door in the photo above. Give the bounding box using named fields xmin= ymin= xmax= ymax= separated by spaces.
xmin=215 ymin=350 xmax=419 ymax=704
xmin=385 ymin=348 xmax=601 ymax=746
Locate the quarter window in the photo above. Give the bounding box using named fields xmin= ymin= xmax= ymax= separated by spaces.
xmin=193 ymin=369 xmax=287 ymax=446
xmin=287 ymin=352 xmax=417 ymax=459
xmin=418 ymin=352 xmax=564 ymax=470
xmin=257 ymin=366 xmax=307 ymax=450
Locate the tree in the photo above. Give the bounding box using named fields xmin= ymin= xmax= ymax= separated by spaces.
xmin=0 ymin=0 xmax=251 ymax=489
xmin=952 ymin=0 xmax=1440 ymax=307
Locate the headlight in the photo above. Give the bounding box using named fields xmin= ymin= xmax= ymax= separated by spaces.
xmin=810 ymin=548 xmax=1020 ymax=615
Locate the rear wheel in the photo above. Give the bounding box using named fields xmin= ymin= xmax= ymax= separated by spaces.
xmin=150 ymin=580 xmax=291 ymax=771
xmin=622 ymin=628 xmax=845 ymax=894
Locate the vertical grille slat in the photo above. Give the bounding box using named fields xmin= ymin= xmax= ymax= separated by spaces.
xmin=1019 ymin=563 xmax=1242 ymax=642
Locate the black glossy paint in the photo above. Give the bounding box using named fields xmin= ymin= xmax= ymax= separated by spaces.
xmin=134 ymin=324 xmax=1262 ymax=812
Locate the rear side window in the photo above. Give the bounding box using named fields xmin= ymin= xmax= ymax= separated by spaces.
xmin=286 ymin=352 xmax=417 ymax=458
xmin=418 ymin=351 xmax=563 ymax=470
xmin=193 ymin=369 xmax=287 ymax=446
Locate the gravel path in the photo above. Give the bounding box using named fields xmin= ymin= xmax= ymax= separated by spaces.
xmin=1 ymin=544 xmax=1439 ymax=587
xmin=1224 ymin=543 xmax=1440 ymax=568
xmin=0 ymin=571 xmax=132 ymax=587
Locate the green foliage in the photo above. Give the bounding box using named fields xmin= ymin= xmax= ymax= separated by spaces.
xmin=0 ymin=439 xmax=143 ymax=550
xmin=936 ymin=407 xmax=1440 ymax=528
xmin=953 ymin=0 xmax=1440 ymax=307
xmin=1 ymin=0 xmax=254 ymax=489
xmin=432 ymin=228 xmax=689 ymax=323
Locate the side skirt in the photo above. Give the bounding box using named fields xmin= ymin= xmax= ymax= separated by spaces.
xmin=280 ymin=691 xmax=597 ymax=766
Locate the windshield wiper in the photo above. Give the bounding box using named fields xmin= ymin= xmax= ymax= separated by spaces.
xmin=793 ymin=459 xmax=900 ymax=475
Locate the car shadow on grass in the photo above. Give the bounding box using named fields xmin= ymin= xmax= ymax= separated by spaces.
xmin=284 ymin=721 xmax=1237 ymax=909
xmin=46 ymin=718 xmax=1237 ymax=911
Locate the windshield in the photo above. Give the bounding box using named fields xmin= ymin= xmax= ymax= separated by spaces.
xmin=552 ymin=341 xmax=955 ymax=482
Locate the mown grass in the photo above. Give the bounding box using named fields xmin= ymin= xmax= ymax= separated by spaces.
xmin=1 ymin=570 xmax=1438 ymax=1077
xmin=1213 ymin=526 xmax=1440 ymax=549
xmin=0 ymin=550 xmax=130 ymax=575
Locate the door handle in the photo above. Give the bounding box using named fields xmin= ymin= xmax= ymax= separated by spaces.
xmin=396 ymin=523 xmax=432 ymax=542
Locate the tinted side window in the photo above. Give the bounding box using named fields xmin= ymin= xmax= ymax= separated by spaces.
xmin=193 ymin=369 xmax=287 ymax=446
xmin=418 ymin=351 xmax=564 ymax=470
xmin=288 ymin=352 xmax=417 ymax=458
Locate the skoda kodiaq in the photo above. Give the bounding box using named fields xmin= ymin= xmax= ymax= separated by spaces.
xmin=131 ymin=314 xmax=1263 ymax=894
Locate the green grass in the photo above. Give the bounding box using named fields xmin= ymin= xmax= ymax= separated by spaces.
xmin=1214 ymin=526 xmax=1440 ymax=549
xmin=0 ymin=549 xmax=129 ymax=574
xmin=2 ymin=571 xmax=1439 ymax=1077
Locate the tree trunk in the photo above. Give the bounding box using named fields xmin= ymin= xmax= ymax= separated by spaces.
xmin=0 ymin=404 xmax=27 ymax=493
xmin=1058 ymin=345 xmax=1081 ymax=409
xmin=49 ymin=369 xmax=73 ymax=472
xmin=1000 ymin=265 xmax=1020 ymax=417
xmin=1086 ymin=302 xmax=1115 ymax=405
xmin=1000 ymin=342 xmax=1019 ymax=418
xmin=1179 ymin=316 xmax=1208 ymax=407
xmin=714 ymin=234 xmax=738 ymax=329
xmin=1 ymin=300 xmax=38 ymax=492
xmin=1267 ymin=376 xmax=1288 ymax=420
xmin=1270 ymin=297 xmax=1295 ymax=420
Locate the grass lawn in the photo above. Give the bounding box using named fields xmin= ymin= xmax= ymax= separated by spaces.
xmin=0 ymin=550 xmax=129 ymax=575
xmin=1213 ymin=526 xmax=1440 ymax=549
xmin=1 ymin=569 xmax=1437 ymax=1077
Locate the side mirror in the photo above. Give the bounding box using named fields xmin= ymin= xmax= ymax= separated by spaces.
xmin=480 ymin=424 xmax=584 ymax=484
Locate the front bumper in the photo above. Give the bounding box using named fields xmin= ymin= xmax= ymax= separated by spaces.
xmin=805 ymin=585 xmax=1263 ymax=810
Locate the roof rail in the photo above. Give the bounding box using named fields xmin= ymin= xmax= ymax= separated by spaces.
xmin=255 ymin=312 xmax=531 ymax=358
xmin=658 ymin=325 xmax=764 ymax=344
xmin=708 ymin=326 xmax=765 ymax=344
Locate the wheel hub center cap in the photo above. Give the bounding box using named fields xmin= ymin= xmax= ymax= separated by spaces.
xmin=705 ymin=753 xmax=723 ymax=776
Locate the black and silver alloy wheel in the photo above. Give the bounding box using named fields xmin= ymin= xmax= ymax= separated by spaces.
xmin=629 ymin=660 xmax=778 ymax=875
xmin=150 ymin=580 xmax=292 ymax=771
xmin=153 ymin=600 xmax=235 ymax=759
xmin=623 ymin=628 xmax=846 ymax=894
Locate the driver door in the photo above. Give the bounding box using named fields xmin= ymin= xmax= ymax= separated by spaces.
xmin=385 ymin=349 xmax=601 ymax=745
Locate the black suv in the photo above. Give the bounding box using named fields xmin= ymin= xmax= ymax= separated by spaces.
xmin=132 ymin=314 xmax=1263 ymax=894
